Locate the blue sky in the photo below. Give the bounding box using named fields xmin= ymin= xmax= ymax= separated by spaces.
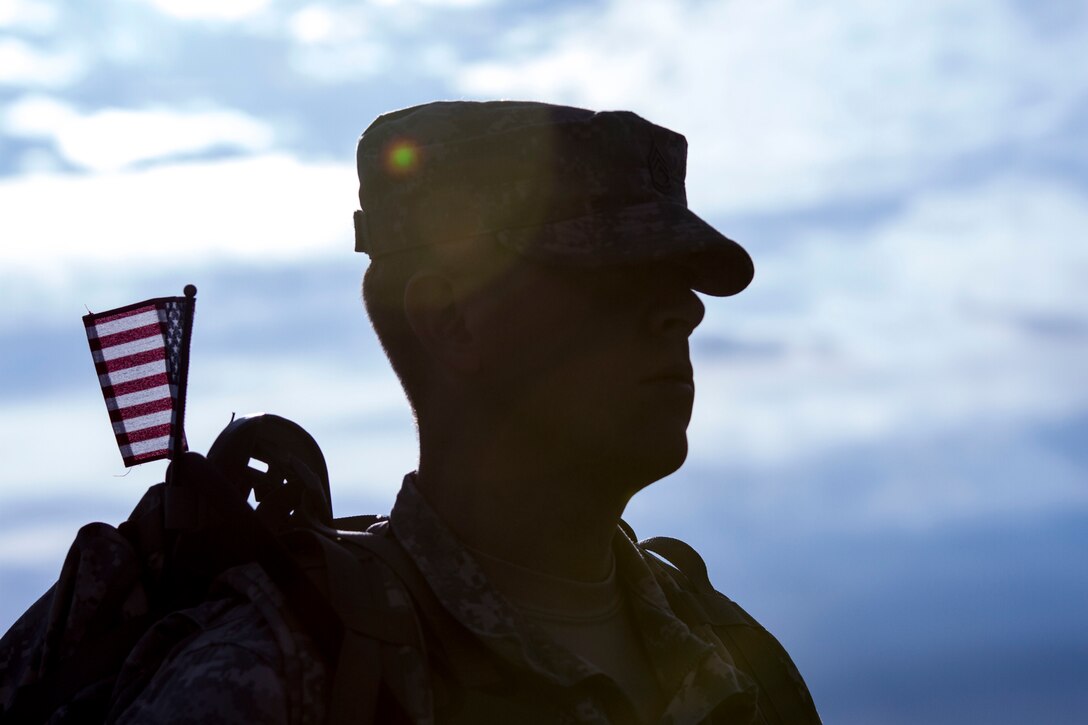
xmin=1 ymin=1 xmax=1087 ymax=722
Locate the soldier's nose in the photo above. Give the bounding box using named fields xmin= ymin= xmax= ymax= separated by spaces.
xmin=649 ymin=286 xmax=705 ymax=339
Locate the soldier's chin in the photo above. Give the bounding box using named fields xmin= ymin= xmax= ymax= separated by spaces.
xmin=623 ymin=438 xmax=689 ymax=494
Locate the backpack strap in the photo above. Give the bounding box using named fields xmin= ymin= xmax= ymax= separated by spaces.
xmin=638 ymin=535 xmax=822 ymax=725
xmin=277 ymin=518 xmax=502 ymax=724
xmin=280 ymin=528 xmax=421 ymax=724
xmin=334 ymin=524 xmax=503 ymax=690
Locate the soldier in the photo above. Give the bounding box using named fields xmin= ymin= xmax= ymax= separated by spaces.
xmin=340 ymin=100 xmax=818 ymax=723
xmin=3 ymin=100 xmax=821 ymax=724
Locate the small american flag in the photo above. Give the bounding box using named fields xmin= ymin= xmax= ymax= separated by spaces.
xmin=83 ymin=286 xmax=196 ymax=467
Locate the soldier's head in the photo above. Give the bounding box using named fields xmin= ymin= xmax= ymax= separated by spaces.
xmin=355 ymin=101 xmax=753 ymax=486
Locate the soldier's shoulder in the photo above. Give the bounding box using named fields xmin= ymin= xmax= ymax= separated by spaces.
xmin=112 ymin=563 xmax=329 ymax=725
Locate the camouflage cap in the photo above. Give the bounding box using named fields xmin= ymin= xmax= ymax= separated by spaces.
xmin=354 ymin=100 xmax=753 ymax=296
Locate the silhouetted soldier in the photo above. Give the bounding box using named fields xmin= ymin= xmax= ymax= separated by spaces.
xmin=339 ymin=100 xmax=819 ymax=723
xmin=3 ymin=101 xmax=821 ymax=724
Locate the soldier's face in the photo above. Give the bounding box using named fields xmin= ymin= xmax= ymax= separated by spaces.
xmin=466 ymin=255 xmax=705 ymax=493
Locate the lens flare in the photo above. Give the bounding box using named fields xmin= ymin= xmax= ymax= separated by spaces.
xmin=385 ymin=139 xmax=420 ymax=175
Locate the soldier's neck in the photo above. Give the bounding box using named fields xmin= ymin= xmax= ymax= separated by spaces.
xmin=414 ymin=450 xmax=632 ymax=583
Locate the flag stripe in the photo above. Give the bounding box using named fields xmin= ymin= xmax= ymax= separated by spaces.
xmin=94 ymin=334 xmax=165 ymax=363
xmin=126 ymin=451 xmax=165 ymax=464
xmin=86 ymin=304 xmax=157 ymax=329
xmin=102 ymin=372 xmax=169 ymax=399
xmin=88 ymin=322 xmax=163 ymax=352
xmin=108 ymin=396 xmax=174 ymax=423
xmin=99 ymin=359 xmax=168 ymax=387
xmin=126 ymin=452 xmax=166 ymax=464
xmin=95 ymin=347 xmax=166 ymax=375
xmin=121 ymin=435 xmax=171 ymax=458
xmin=106 ymin=384 xmax=173 ymax=412
xmin=112 ymin=409 xmax=173 ymax=435
xmin=117 ymin=423 xmax=173 ymax=445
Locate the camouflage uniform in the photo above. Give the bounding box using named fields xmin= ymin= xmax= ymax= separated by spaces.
xmin=111 ymin=563 xmax=331 ymax=725
xmin=63 ymin=473 xmax=759 ymax=724
xmin=0 ymin=520 xmax=329 ymax=725
xmin=388 ymin=474 xmax=761 ymax=724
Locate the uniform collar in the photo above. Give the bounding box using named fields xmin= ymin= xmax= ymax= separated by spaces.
xmin=389 ymin=473 xmax=759 ymax=723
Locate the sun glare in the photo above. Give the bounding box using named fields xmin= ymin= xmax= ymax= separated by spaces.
xmin=385 ymin=138 xmax=420 ymax=175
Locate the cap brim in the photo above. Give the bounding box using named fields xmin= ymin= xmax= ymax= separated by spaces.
xmin=495 ymin=201 xmax=753 ymax=297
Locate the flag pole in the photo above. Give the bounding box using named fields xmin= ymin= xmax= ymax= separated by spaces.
xmin=173 ymin=284 xmax=197 ymax=461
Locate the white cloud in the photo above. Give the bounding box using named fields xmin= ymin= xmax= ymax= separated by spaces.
xmin=279 ymin=1 xmax=488 ymax=82
xmin=0 ymin=38 xmax=83 ymax=87
xmin=0 ymin=153 xmax=357 ymax=279
xmin=687 ymin=174 xmax=1088 ymax=496
xmin=3 ymin=96 xmax=277 ymax=172
xmin=288 ymin=5 xmax=336 ymax=44
xmin=137 ymin=0 xmax=271 ymax=22
xmin=413 ymin=0 xmax=496 ymax=6
xmin=628 ymin=176 xmax=1088 ymax=532
xmin=289 ymin=41 xmax=392 ymax=82
xmin=0 ymin=0 xmax=57 ymax=32
xmin=370 ymin=0 xmax=497 ymax=8
xmin=452 ymin=0 xmax=1088 ymax=214
xmin=281 ymin=4 xmax=399 ymax=81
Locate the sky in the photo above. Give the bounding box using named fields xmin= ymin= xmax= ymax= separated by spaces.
xmin=1 ymin=0 xmax=1087 ymax=722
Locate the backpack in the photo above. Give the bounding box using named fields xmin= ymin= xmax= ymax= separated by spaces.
xmin=0 ymin=414 xmax=820 ymax=724
xmin=0 ymin=414 xmax=406 ymax=723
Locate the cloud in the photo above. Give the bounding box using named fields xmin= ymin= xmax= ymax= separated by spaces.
xmin=689 ymin=175 xmax=1088 ymax=466
xmin=135 ymin=0 xmax=272 ymax=23
xmin=3 ymin=96 xmax=277 ymax=172
xmin=278 ymin=0 xmax=502 ymax=83
xmin=450 ymin=0 xmax=1088 ymax=214
xmin=288 ymin=5 xmax=337 ymax=44
xmin=0 ymin=38 xmax=83 ymax=87
xmin=0 ymin=0 xmax=58 ymax=32
xmin=383 ymin=0 xmax=498 ymax=6
xmin=280 ymin=4 xmax=412 ymax=82
xmin=0 ymin=153 xmax=356 ymax=280
xmin=669 ymin=174 xmax=1088 ymax=531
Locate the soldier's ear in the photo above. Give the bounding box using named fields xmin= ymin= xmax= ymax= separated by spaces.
xmin=403 ymin=270 xmax=480 ymax=374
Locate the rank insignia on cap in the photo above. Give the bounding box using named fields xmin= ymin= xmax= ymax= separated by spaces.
xmin=648 ymin=140 xmax=672 ymax=194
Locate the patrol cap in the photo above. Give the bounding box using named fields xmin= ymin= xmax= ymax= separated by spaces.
xmin=354 ymin=100 xmax=753 ymax=296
